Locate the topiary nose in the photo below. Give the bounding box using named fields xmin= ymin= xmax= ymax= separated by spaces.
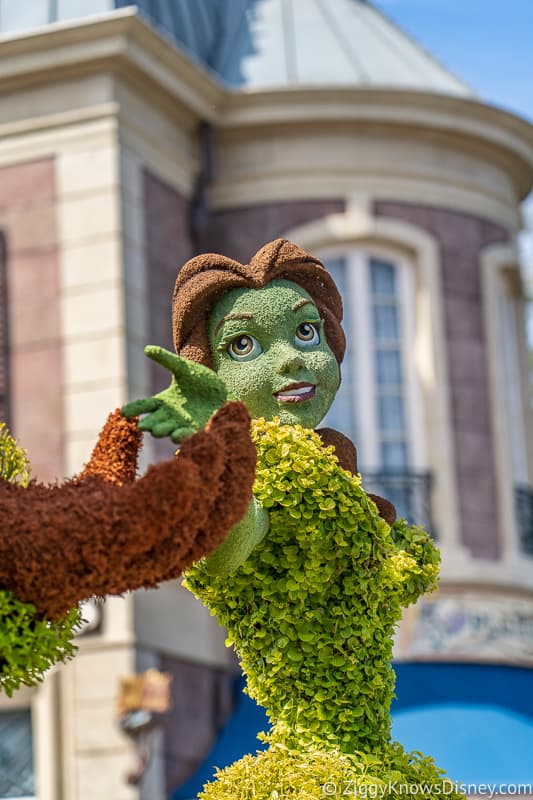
xmin=277 ymin=346 xmax=306 ymax=374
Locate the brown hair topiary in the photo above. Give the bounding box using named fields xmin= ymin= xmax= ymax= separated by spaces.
xmin=172 ymin=239 xmax=346 ymax=368
xmin=173 ymin=238 xmax=396 ymax=526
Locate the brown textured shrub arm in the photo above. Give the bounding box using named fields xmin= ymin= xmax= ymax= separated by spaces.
xmin=0 ymin=403 xmax=256 ymax=620
xmin=75 ymin=408 xmax=142 ymax=486
xmin=116 ymin=401 xmax=258 ymax=586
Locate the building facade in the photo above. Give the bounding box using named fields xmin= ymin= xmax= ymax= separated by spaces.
xmin=0 ymin=2 xmax=532 ymax=798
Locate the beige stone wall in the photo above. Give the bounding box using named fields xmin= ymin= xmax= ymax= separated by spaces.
xmin=59 ymin=638 xmax=137 ymax=800
xmin=0 ymin=73 xmax=129 ymax=477
xmin=209 ymin=87 xmax=533 ymax=232
xmin=56 ymin=121 xmax=127 ymax=477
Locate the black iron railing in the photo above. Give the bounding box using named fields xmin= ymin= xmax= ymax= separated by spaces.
xmin=515 ymin=485 xmax=533 ymax=556
xmin=362 ymin=470 xmax=435 ymax=536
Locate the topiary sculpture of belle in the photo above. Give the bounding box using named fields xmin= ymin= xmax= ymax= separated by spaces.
xmin=123 ymin=239 xmax=458 ymax=800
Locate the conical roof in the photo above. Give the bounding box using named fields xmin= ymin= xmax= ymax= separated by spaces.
xmin=0 ymin=0 xmax=472 ymax=97
xmin=208 ymin=0 xmax=472 ymax=95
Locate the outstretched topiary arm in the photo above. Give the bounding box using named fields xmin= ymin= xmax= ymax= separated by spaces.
xmin=0 ymin=403 xmax=256 ymax=620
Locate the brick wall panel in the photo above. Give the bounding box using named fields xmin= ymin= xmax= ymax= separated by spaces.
xmin=0 ymin=158 xmax=63 ymax=480
xmin=202 ymin=200 xmax=345 ymax=263
xmin=143 ymin=171 xmax=194 ymax=462
xmin=0 ymin=159 xmax=55 ymax=212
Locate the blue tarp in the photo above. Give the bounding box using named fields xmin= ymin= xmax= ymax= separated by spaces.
xmin=172 ymin=664 xmax=533 ymax=798
xmin=392 ymin=703 xmax=533 ymax=784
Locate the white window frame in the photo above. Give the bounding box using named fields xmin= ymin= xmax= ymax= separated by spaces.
xmin=482 ymin=242 xmax=533 ymax=568
xmin=498 ymin=272 xmax=529 ymax=484
xmin=319 ymin=243 xmax=428 ymax=474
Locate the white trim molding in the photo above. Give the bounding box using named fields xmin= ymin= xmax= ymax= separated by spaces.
xmin=481 ymin=242 xmax=533 ymax=567
xmin=0 ymin=8 xmax=223 ymax=124
xmin=218 ymin=88 xmax=533 ymax=199
xmin=283 ymin=207 xmax=464 ymax=560
xmin=209 ymin=88 xmax=533 ymax=230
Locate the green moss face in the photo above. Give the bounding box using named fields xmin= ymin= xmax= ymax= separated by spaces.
xmin=208 ymin=280 xmax=340 ymax=428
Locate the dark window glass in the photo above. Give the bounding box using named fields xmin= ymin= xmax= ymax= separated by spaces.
xmin=381 ymin=441 xmax=408 ymax=470
xmin=372 ymin=304 xmax=398 ymax=341
xmin=376 ymin=349 xmax=402 ymax=385
xmin=378 ymin=394 xmax=405 ymax=432
xmin=370 ymin=258 xmax=395 ymax=296
xmin=0 ymin=710 xmax=35 ymax=798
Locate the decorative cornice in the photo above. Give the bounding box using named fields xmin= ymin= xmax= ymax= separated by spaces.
xmin=0 ymin=8 xmax=224 ymax=124
xmin=218 ymin=88 xmax=533 ymax=201
xmin=0 ymin=10 xmax=531 ymax=205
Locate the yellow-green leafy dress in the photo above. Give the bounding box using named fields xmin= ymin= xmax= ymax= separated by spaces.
xmin=185 ymin=420 xmax=459 ymax=800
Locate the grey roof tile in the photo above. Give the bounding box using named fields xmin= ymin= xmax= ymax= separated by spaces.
xmin=0 ymin=0 xmax=473 ymax=97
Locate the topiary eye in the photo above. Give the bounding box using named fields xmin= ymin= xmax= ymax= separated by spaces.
xmin=295 ymin=322 xmax=320 ymax=346
xmin=227 ymin=334 xmax=263 ymax=361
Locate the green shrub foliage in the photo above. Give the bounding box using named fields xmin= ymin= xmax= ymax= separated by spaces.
xmin=0 ymin=592 xmax=80 ymax=696
xmin=201 ymin=743 xmax=461 ymax=800
xmin=0 ymin=423 xmax=80 ymax=696
xmin=0 ymin=422 xmax=30 ymax=486
xmin=185 ymin=420 xmax=453 ymax=799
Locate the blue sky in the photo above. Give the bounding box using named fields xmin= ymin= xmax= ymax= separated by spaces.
xmin=372 ymin=1 xmax=533 ymax=294
xmin=374 ymin=0 xmax=533 ymax=123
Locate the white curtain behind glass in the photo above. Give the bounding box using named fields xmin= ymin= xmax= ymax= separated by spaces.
xmin=369 ymin=258 xmax=409 ymax=471
xmin=320 ymin=257 xmax=358 ymax=443
xmin=499 ymin=286 xmax=528 ymax=484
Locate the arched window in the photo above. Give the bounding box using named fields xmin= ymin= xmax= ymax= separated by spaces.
xmin=321 ymin=248 xmax=432 ymax=531
xmin=0 ymin=233 xmax=10 ymax=428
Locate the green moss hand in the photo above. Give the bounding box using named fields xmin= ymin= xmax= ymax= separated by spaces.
xmin=122 ymin=345 xmax=268 ymax=574
xmin=122 ymin=346 xmax=232 ymax=444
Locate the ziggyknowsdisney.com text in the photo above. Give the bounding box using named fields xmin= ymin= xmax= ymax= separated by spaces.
xmin=318 ymin=782 xmax=533 ymax=798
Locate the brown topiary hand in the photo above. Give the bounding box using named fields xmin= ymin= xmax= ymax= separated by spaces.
xmin=0 ymin=402 xmax=256 ymax=620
